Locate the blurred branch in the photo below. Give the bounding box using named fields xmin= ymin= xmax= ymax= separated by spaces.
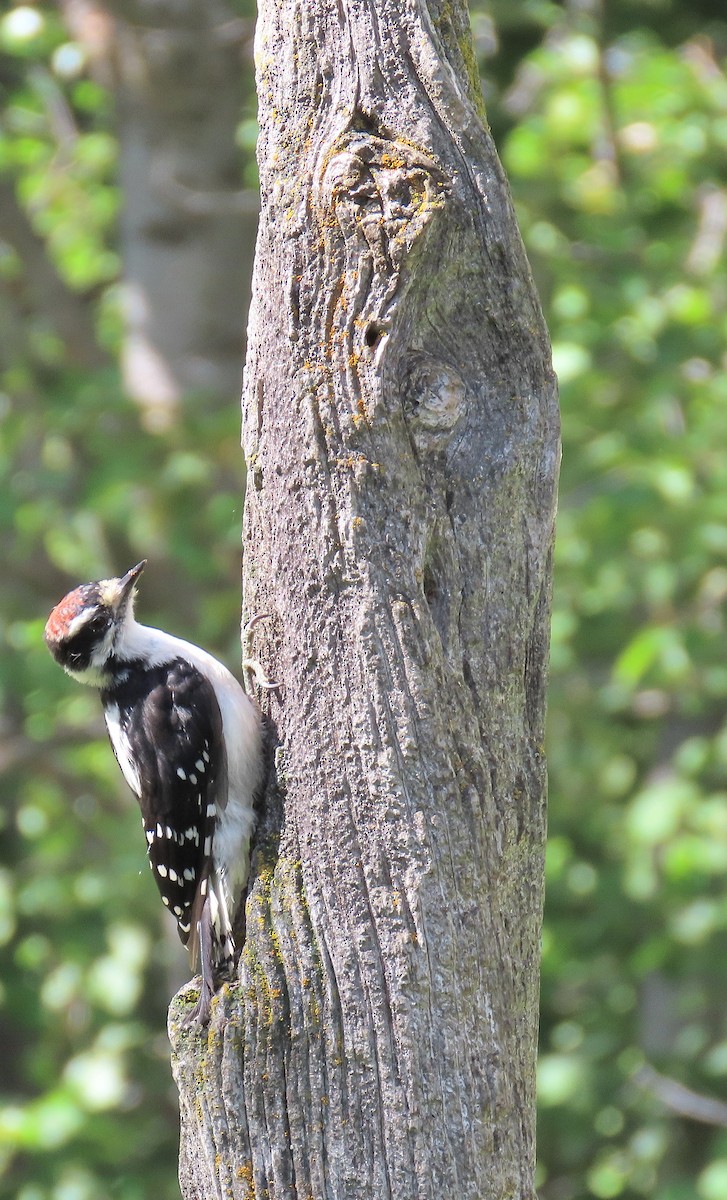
xmin=28 ymin=64 xmax=80 ymax=153
xmin=636 ymin=1063 xmax=727 ymax=1128
xmin=150 ymin=159 xmax=259 ymax=218
xmin=0 ymin=727 xmax=103 ymax=775
xmin=594 ymin=37 xmax=623 ymax=185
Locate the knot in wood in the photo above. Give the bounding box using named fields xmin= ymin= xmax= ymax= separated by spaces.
xmin=401 ymin=352 xmax=466 ymax=452
xmin=318 ymin=134 xmax=448 ymax=270
xmin=322 ymin=149 xmax=378 ymax=208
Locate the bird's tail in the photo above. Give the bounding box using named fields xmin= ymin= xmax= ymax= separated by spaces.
xmin=183 ymin=873 xmax=238 ymax=1027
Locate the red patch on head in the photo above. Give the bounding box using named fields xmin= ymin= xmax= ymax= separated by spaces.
xmin=44 ymin=587 xmax=87 ymax=644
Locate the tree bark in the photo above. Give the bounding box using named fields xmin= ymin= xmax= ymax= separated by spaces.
xmin=170 ymin=1 xmax=559 ymax=1198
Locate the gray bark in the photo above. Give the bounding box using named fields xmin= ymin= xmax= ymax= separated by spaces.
xmin=170 ymin=1 xmax=559 ymax=1198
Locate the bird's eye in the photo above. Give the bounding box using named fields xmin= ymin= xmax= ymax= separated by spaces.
xmin=88 ymin=612 xmax=109 ymax=632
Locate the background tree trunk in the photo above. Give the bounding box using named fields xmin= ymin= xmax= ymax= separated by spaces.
xmin=170 ymin=0 xmax=559 ymax=1197
xmin=62 ymin=0 xmax=258 ymax=430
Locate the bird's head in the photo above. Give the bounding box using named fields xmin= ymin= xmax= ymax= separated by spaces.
xmin=45 ymin=561 xmax=146 ymax=685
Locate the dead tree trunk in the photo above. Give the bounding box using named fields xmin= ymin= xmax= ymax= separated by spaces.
xmin=170 ymin=2 xmax=559 ymax=1198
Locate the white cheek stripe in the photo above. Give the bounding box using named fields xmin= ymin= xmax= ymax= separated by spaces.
xmin=66 ymin=607 xmax=100 ymax=637
xmin=90 ymin=626 xmax=117 ymax=670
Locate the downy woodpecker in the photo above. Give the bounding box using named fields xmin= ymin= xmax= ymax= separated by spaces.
xmin=44 ymin=561 xmax=264 ymax=1025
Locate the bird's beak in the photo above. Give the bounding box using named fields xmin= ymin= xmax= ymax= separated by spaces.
xmin=117 ymin=560 xmax=147 ymax=605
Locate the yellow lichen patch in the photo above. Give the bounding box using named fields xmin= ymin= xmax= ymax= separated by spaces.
xmin=236 ymin=1160 xmax=256 ymax=1200
xmin=379 ymin=152 xmax=407 ymax=170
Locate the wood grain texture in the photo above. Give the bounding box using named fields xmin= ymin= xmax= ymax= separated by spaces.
xmin=170 ymin=1 xmax=559 ymax=1197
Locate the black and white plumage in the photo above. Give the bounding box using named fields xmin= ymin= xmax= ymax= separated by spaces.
xmin=44 ymin=561 xmax=264 ymax=1025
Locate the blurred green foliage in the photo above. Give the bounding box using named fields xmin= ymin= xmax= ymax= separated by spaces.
xmin=1 ymin=0 xmax=726 ymax=1198
xmin=0 ymin=5 xmax=253 ymax=1199
xmin=476 ymin=2 xmax=727 ymax=1198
